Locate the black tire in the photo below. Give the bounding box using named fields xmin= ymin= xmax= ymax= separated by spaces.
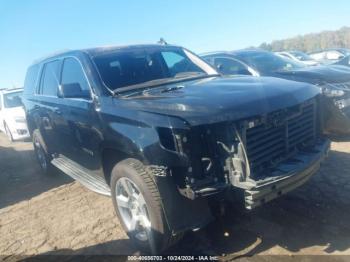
xmin=5 ymin=123 xmax=13 ymax=142
xmin=32 ymin=129 xmax=53 ymax=175
xmin=110 ymin=158 xmax=182 ymax=254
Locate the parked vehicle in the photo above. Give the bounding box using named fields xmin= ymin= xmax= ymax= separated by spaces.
xmin=276 ymin=51 xmax=319 ymax=66
xmin=0 ymin=88 xmax=29 ymax=141
xmin=308 ymin=48 xmax=350 ymax=64
xmin=334 ymin=55 xmax=350 ymax=67
xmin=201 ymin=50 xmax=350 ymax=135
xmin=23 ymin=44 xmax=330 ymax=253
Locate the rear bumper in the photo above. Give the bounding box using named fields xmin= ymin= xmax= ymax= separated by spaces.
xmin=244 ymin=139 xmax=330 ymax=209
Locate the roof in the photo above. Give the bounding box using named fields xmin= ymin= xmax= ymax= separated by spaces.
xmin=0 ymin=87 xmax=23 ymax=94
xmin=32 ymin=44 xmax=182 ymax=64
xmin=200 ymin=48 xmax=265 ymax=57
xmin=230 ymin=49 xmax=268 ymax=55
xmin=83 ymin=44 xmax=181 ymax=56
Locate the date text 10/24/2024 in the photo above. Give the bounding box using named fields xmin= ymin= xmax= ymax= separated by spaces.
xmin=127 ymin=255 xmax=219 ymax=261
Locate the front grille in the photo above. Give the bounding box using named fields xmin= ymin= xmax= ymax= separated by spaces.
xmin=245 ymin=100 xmax=317 ymax=175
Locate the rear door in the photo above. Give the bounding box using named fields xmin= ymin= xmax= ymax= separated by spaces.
xmin=54 ymin=57 xmax=102 ymax=173
xmin=36 ymin=60 xmax=62 ymax=154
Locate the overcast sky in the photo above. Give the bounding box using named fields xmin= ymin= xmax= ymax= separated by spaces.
xmin=1 ymin=0 xmax=350 ymax=87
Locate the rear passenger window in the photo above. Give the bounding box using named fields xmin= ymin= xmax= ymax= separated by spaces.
xmin=23 ymin=64 xmax=40 ymax=95
xmin=41 ymin=60 xmax=60 ymax=96
xmin=61 ymin=58 xmax=90 ymax=93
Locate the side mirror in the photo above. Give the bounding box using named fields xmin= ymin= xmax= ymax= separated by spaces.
xmin=58 ymin=83 xmax=90 ymax=99
xmin=216 ymin=63 xmax=224 ymax=71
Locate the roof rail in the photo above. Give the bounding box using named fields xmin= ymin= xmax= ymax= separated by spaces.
xmin=0 ymin=87 xmax=23 ymax=92
xmin=32 ymin=49 xmax=71 ymax=64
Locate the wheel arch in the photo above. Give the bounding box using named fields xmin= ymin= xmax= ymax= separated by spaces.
xmin=101 ymin=147 xmax=144 ymax=186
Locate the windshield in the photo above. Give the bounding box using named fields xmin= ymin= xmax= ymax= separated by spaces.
xmin=290 ymin=51 xmax=313 ymax=61
xmin=93 ymin=47 xmax=217 ymax=93
xmin=3 ymin=91 xmax=23 ymax=108
xmin=234 ymin=51 xmax=306 ymax=75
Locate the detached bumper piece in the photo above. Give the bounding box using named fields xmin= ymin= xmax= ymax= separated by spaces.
xmin=244 ymin=139 xmax=330 ymax=209
xmin=323 ymin=96 xmax=350 ymax=135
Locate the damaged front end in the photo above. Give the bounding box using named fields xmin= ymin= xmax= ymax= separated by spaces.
xmin=170 ymin=97 xmax=330 ymax=209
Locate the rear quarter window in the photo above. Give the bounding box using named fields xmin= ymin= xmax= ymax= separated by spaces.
xmin=23 ymin=64 xmax=40 ymax=95
xmin=40 ymin=60 xmax=60 ymax=96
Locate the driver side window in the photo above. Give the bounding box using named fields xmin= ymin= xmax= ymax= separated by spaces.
xmin=214 ymin=57 xmax=251 ymax=76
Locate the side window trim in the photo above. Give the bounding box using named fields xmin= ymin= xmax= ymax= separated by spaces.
xmin=60 ymin=56 xmax=93 ymax=101
xmin=34 ymin=64 xmax=44 ymax=95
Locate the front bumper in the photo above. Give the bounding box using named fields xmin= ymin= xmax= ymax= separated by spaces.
xmin=243 ymin=139 xmax=330 ymax=209
xmin=9 ymin=123 xmax=30 ymax=140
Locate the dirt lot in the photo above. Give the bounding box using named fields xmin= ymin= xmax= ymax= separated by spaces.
xmin=1 ymin=132 xmax=350 ymax=261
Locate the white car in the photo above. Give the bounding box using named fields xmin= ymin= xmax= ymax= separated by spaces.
xmin=0 ymin=88 xmax=30 ymax=141
xmin=276 ymin=51 xmax=320 ymax=66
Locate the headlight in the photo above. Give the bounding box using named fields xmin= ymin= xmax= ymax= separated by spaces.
xmin=14 ymin=116 xmax=26 ymax=123
xmin=157 ymin=127 xmax=186 ymax=153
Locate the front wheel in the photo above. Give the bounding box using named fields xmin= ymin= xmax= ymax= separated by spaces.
xmin=110 ymin=158 xmax=182 ymax=254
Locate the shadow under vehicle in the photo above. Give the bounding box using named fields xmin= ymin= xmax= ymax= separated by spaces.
xmin=23 ymin=44 xmax=329 ymax=254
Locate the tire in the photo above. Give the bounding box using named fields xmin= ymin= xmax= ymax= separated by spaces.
xmin=110 ymin=158 xmax=182 ymax=254
xmin=32 ymin=129 xmax=53 ymax=175
xmin=5 ymin=124 xmax=13 ymax=142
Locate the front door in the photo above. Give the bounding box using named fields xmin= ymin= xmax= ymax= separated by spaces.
xmin=55 ymin=57 xmax=102 ymax=174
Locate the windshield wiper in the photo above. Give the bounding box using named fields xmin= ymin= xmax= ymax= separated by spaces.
xmin=174 ymin=71 xmax=206 ymax=78
xmin=113 ymin=74 xmax=219 ymax=96
xmin=112 ymin=78 xmax=174 ymax=96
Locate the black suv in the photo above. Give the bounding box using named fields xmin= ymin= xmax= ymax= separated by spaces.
xmin=23 ymin=44 xmax=330 ymax=253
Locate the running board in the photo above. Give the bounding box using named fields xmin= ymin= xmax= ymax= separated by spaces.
xmin=51 ymin=155 xmax=111 ymax=196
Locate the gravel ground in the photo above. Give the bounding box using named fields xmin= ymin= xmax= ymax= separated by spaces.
xmin=0 ymin=132 xmax=350 ymax=261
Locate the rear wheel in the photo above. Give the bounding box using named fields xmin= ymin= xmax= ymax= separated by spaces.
xmin=32 ymin=129 xmax=53 ymax=175
xmin=5 ymin=124 xmax=13 ymax=142
xmin=110 ymin=158 xmax=182 ymax=254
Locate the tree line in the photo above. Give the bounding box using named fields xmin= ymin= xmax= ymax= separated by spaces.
xmin=258 ymin=26 xmax=350 ymax=52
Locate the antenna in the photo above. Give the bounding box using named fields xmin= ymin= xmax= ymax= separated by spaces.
xmin=158 ymin=38 xmax=168 ymax=45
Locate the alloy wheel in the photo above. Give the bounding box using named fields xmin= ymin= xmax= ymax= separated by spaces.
xmin=115 ymin=177 xmax=152 ymax=242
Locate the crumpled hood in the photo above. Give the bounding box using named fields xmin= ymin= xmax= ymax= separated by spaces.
xmin=273 ymin=65 xmax=350 ymax=85
xmin=116 ymin=76 xmax=320 ymax=126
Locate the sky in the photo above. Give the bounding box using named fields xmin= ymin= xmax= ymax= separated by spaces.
xmin=0 ymin=0 xmax=350 ymax=87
